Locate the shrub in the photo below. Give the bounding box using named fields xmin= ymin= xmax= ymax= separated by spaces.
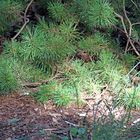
xmin=59 ymin=21 xmax=80 ymax=42
xmin=4 ymin=20 xmax=77 ymax=71
xmin=53 ymin=84 xmax=75 ymax=106
xmin=73 ymin=0 xmax=117 ymax=29
xmin=0 ymin=0 xmax=23 ymax=33
xmin=34 ymin=54 xmax=135 ymax=107
xmin=47 ymin=1 xmax=78 ymax=23
xmin=48 ymin=2 xmax=69 ymax=22
xmin=34 ymin=60 xmax=102 ymax=106
xmin=60 ymin=60 xmax=102 ymax=98
xmin=78 ymin=33 xmax=108 ymax=54
xmin=0 ymin=0 xmax=139 ymax=113
xmin=0 ymin=55 xmax=49 ymax=95
xmin=33 ymin=81 xmax=57 ymax=103
xmin=10 ymin=59 xmax=48 ymax=83
xmin=0 ymin=57 xmax=18 ymax=94
xmin=34 ymin=82 xmax=74 ymax=106
xmin=119 ymin=86 xmax=140 ymax=110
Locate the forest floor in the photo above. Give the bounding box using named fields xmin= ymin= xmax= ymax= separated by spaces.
xmin=0 ymin=93 xmax=140 ymax=140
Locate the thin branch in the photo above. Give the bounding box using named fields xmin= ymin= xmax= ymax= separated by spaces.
xmin=123 ymin=0 xmax=140 ymax=56
xmin=11 ymin=0 xmax=34 ymax=41
xmin=114 ymin=12 xmax=127 ymax=34
xmin=65 ymin=121 xmax=79 ymax=127
xmin=123 ymin=0 xmax=131 ymax=34
xmin=132 ymin=22 xmax=140 ymax=26
xmin=127 ymin=61 xmax=140 ymax=76
xmin=114 ymin=12 xmax=140 ymax=56
xmin=113 ymin=24 xmax=140 ymax=50
xmin=11 ymin=18 xmax=29 ymax=41
xmin=128 ymin=38 xmax=140 ymax=56
xmin=130 ymin=0 xmax=140 ymax=12
xmin=123 ymin=0 xmax=132 ymax=53
xmin=24 ymin=0 xmax=34 ymax=22
xmin=22 ymin=73 xmax=61 ymax=88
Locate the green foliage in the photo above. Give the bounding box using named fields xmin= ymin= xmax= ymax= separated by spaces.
xmin=3 ymin=41 xmax=23 ymax=59
xmin=131 ymin=28 xmax=140 ymax=42
xmin=0 ymin=2 xmax=140 ymax=140
xmin=34 ymin=82 xmax=74 ymax=106
xmin=78 ymin=33 xmax=108 ymax=54
xmin=123 ymin=53 xmax=138 ymax=69
xmin=34 ymin=50 xmax=140 ymax=109
xmin=0 ymin=57 xmax=18 ymax=94
xmin=62 ymin=60 xmax=101 ymax=93
xmin=47 ymin=1 xmax=78 ymax=23
xmin=34 ymin=82 xmax=56 ymax=103
xmin=0 ymin=0 xmax=140 ymax=112
xmin=0 ymin=51 xmax=48 ymax=94
xmin=4 ymin=20 xmax=78 ymax=71
xmin=0 ymin=0 xmax=23 ymax=33
xmin=87 ymin=0 xmax=117 ymax=28
xmin=74 ymin=0 xmax=117 ymax=28
xmin=48 ymin=2 xmax=69 ymax=22
xmin=98 ymin=50 xmax=124 ymax=72
xmin=53 ymin=84 xmax=74 ymax=106
xmin=70 ymin=127 xmax=88 ymax=139
xmin=59 ymin=21 xmax=80 ymax=42
xmin=94 ymin=50 xmax=125 ymax=86
xmin=10 ymin=59 xmax=48 ymax=83
xmin=34 ymin=60 xmax=102 ymax=106
xmin=94 ymin=51 xmax=140 ymax=110
xmin=119 ymin=86 xmax=140 ymax=110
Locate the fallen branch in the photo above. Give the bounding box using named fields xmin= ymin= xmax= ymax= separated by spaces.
xmin=23 ymin=80 xmax=49 ymax=88
xmin=65 ymin=121 xmax=79 ymax=127
xmin=23 ymin=73 xmax=61 ymax=88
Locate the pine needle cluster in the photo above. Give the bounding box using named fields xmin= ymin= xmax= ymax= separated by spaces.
xmin=73 ymin=0 xmax=117 ymax=28
xmin=0 ymin=57 xmax=18 ymax=94
xmin=78 ymin=33 xmax=108 ymax=54
xmin=0 ymin=0 xmax=23 ymax=33
xmin=5 ymin=19 xmax=78 ymax=71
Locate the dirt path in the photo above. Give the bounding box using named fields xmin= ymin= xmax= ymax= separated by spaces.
xmin=0 ymin=93 xmax=88 ymax=140
xmin=0 ymin=93 xmax=140 ymax=140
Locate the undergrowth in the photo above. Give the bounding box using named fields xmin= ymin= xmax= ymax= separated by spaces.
xmin=34 ymin=53 xmax=140 ymax=109
xmin=72 ymin=0 xmax=117 ymax=29
xmin=0 ymin=0 xmax=140 ymax=139
xmin=0 ymin=57 xmax=18 ymax=94
xmin=0 ymin=0 xmax=24 ymax=34
xmin=51 ymin=100 xmax=138 ymax=140
xmin=0 ymin=0 xmax=140 ymax=110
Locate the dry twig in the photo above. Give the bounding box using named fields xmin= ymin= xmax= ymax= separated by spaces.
xmin=113 ymin=0 xmax=140 ymax=56
xmin=12 ymin=0 xmax=34 ymax=41
xmin=114 ymin=12 xmax=140 ymax=56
